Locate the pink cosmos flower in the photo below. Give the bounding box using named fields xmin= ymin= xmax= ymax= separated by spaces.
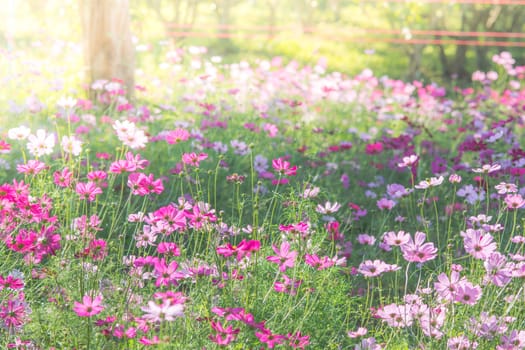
xmin=448 ymin=174 xmax=462 ymax=183
xmin=0 ymin=275 xmax=24 ymax=290
xmin=53 ymin=167 xmax=74 ymax=187
xmin=209 ymin=320 xmax=240 ymax=346
xmin=495 ymin=182 xmax=518 ymax=195
xmin=216 ymin=239 xmax=261 ymax=261
xmin=75 ymin=181 xmax=103 ymax=201
xmin=347 ymin=327 xmax=368 ymax=338
xmin=397 ymin=155 xmax=419 ymax=168
xmin=365 ymin=142 xmax=383 ymax=155
xmin=447 ymin=335 xmax=478 ymax=349
xmin=17 ymin=160 xmax=47 ymax=175
xmin=157 ymin=242 xmax=181 ymax=256
xmin=461 ymin=229 xmax=497 ymax=260
xmin=263 ymin=123 xmax=279 ymax=137
xmin=498 ymin=330 xmax=525 ymax=350
xmin=316 ymin=201 xmax=341 ymax=214
xmin=454 ymin=281 xmax=482 ymax=305
xmin=472 ymin=164 xmax=501 ymax=174
xmin=400 ymin=231 xmax=437 ymax=263
xmin=165 ymin=128 xmax=190 ymax=144
xmin=87 ymin=170 xmax=108 ymax=187
xmin=266 ymin=242 xmax=297 ymax=272
xmin=376 ymin=303 xmax=413 ymax=327
xmin=0 ymin=297 xmax=29 ymax=329
xmin=109 ymin=159 xmax=137 ymax=173
xmin=376 ymin=198 xmax=395 ymax=210
xmin=182 ymin=152 xmax=208 ymax=167
xmin=304 ymin=254 xmax=336 ymax=270
xmin=414 ymin=176 xmax=444 ymax=189
xmin=0 ymin=140 xmax=11 ymax=153
xmin=272 ymin=157 xmax=297 ymax=176
xmin=383 ymin=231 xmax=411 ymax=246
xmin=255 ymin=328 xmax=287 ymax=349
xmin=274 ymin=274 xmax=302 ymax=295
xmin=127 ymin=173 xmax=164 ymax=196
xmin=355 ymin=337 xmax=382 ymax=350
xmin=358 ymin=260 xmax=389 ymax=277
xmin=357 ymin=234 xmax=376 ymax=246
xmin=483 ymin=252 xmax=512 ymax=287
xmin=73 ymin=294 xmax=104 ymax=317
xmin=504 ymin=194 xmax=525 ymax=210
xmin=434 ymin=271 xmax=464 ymax=302
xmin=287 ymin=331 xmax=310 ymax=349
xmin=126 ymin=152 xmax=149 ymax=169
xmin=153 ymin=259 xmax=179 ymax=287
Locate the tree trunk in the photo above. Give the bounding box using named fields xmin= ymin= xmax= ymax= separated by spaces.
xmin=80 ymin=0 xmax=135 ymax=99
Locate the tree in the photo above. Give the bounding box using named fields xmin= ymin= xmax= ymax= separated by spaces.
xmin=80 ymin=0 xmax=135 ymax=99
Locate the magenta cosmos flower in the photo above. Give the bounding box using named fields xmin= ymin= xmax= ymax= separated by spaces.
xmin=266 ymin=242 xmax=297 ymax=272
xmin=272 ymin=157 xmax=297 ymax=176
xmin=73 ymin=294 xmax=104 ymax=317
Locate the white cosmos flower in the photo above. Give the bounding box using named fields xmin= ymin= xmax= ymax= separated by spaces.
xmin=141 ymin=300 xmax=184 ymax=322
xmin=61 ymin=135 xmax=82 ymax=156
xmin=8 ymin=126 xmax=31 ymax=140
xmin=27 ymin=129 xmax=55 ymax=157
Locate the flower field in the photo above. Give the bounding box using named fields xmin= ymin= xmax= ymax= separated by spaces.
xmin=1 ymin=43 xmax=525 ymax=349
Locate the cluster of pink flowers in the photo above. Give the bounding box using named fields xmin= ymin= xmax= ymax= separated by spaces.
xmin=209 ymin=306 xmax=309 ymax=348
xmin=0 ymin=180 xmax=60 ymax=264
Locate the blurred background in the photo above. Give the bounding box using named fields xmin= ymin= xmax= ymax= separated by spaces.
xmin=1 ymin=0 xmax=524 ymax=85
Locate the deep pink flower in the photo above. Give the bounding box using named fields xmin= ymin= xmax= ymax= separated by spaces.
xmin=126 ymin=152 xmax=149 ymax=169
xmin=255 ymin=328 xmax=286 ymax=349
xmin=53 ymin=167 xmax=74 ymax=187
xmin=266 ymin=242 xmax=297 ymax=272
xmin=272 ymin=157 xmax=297 ymax=176
xmin=365 ymin=142 xmax=383 ymax=155
xmin=216 ymin=239 xmax=261 ymax=261
xmin=73 ymin=294 xmax=104 ymax=317
xmin=0 ymin=140 xmax=11 ymax=153
xmin=209 ymin=320 xmax=240 ymax=346
xmin=0 ymin=297 xmax=28 ymax=329
xmin=274 ymin=274 xmax=302 ymax=295
xmin=75 ymin=181 xmax=103 ymax=201
xmin=157 ymin=242 xmax=181 ymax=256
xmin=287 ymin=331 xmax=310 ymax=349
xmin=127 ymin=173 xmax=164 ymax=196
xmin=153 ymin=259 xmax=179 ymax=287
xmin=0 ymin=275 xmax=24 ymax=290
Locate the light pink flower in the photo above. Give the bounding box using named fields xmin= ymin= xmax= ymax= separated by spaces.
xmin=400 ymin=232 xmax=437 ymax=263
